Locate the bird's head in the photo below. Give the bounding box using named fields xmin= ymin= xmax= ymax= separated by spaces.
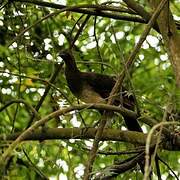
xmin=59 ymin=50 xmax=72 ymax=62
xmin=59 ymin=49 xmax=78 ymax=71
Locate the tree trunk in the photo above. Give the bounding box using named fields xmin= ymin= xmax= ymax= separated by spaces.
xmin=149 ymin=0 xmax=180 ymax=87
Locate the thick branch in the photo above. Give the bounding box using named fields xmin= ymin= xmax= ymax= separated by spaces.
xmin=123 ymin=0 xmax=159 ymax=32
xmin=0 ymin=102 xmax=138 ymax=169
xmin=1 ymin=128 xmax=179 ymax=151
xmin=14 ymin=0 xmax=180 ymax=31
xmin=1 ymin=128 xmax=150 ymax=145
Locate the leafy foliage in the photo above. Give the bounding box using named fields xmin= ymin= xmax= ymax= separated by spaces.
xmin=0 ymin=0 xmax=180 ymax=179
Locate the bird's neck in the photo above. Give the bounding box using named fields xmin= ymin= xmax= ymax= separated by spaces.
xmin=64 ymin=56 xmax=79 ymax=73
xmin=64 ymin=64 xmax=82 ymax=96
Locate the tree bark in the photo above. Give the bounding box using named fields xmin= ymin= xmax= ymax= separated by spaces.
xmin=149 ymin=0 xmax=180 ymax=87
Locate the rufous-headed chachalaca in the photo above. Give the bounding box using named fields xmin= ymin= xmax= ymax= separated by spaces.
xmin=60 ymin=50 xmax=146 ymax=174
xmin=60 ymin=50 xmax=142 ymax=133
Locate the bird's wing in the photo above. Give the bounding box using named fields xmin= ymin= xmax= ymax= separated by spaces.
xmin=80 ymin=72 xmax=116 ymax=99
xmin=81 ymin=72 xmax=135 ymax=108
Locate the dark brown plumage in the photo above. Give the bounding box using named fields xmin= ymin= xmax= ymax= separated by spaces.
xmin=60 ymin=50 xmax=142 ymax=132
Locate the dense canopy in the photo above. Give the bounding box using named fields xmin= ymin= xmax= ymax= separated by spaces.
xmin=0 ymin=0 xmax=180 ymax=179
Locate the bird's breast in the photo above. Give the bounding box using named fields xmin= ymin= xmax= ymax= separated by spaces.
xmin=79 ymin=84 xmax=105 ymax=104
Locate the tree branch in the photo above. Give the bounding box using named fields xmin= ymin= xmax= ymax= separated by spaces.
xmin=0 ymin=127 xmax=179 ymax=150
xmin=149 ymin=0 xmax=180 ymax=87
xmin=123 ymin=0 xmax=159 ymax=32
xmin=14 ymin=0 xmax=180 ymax=30
xmin=0 ymin=128 xmax=151 ymax=145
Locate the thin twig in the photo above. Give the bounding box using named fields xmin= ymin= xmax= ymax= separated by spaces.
xmin=0 ymin=99 xmax=40 ymax=120
xmin=158 ymin=157 xmax=179 ymax=180
xmin=0 ymin=0 xmax=9 ymax=10
xmin=23 ymin=149 xmax=49 ymax=179
xmin=70 ymin=14 xmax=85 ymax=37
xmin=13 ymin=0 xmax=180 ymax=30
xmin=0 ymin=103 xmax=138 ymax=168
xmin=85 ymin=0 xmax=171 ymax=178
xmin=155 ymin=157 xmax=162 ymax=180
xmin=70 ymin=14 xmax=91 ymax=48
xmin=0 ymin=70 xmax=70 ymax=103
xmin=110 ymin=0 xmax=170 ymax=105
xmin=123 ymin=0 xmax=159 ymax=32
xmin=144 ymin=121 xmax=180 ymax=180
xmin=94 ymin=16 xmax=104 ymax=72
xmin=27 ymin=63 xmax=63 ymax=127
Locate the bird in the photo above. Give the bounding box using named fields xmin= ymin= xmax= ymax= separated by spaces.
xmin=60 ymin=49 xmax=142 ymax=132
xmin=60 ymin=50 xmax=162 ymax=177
